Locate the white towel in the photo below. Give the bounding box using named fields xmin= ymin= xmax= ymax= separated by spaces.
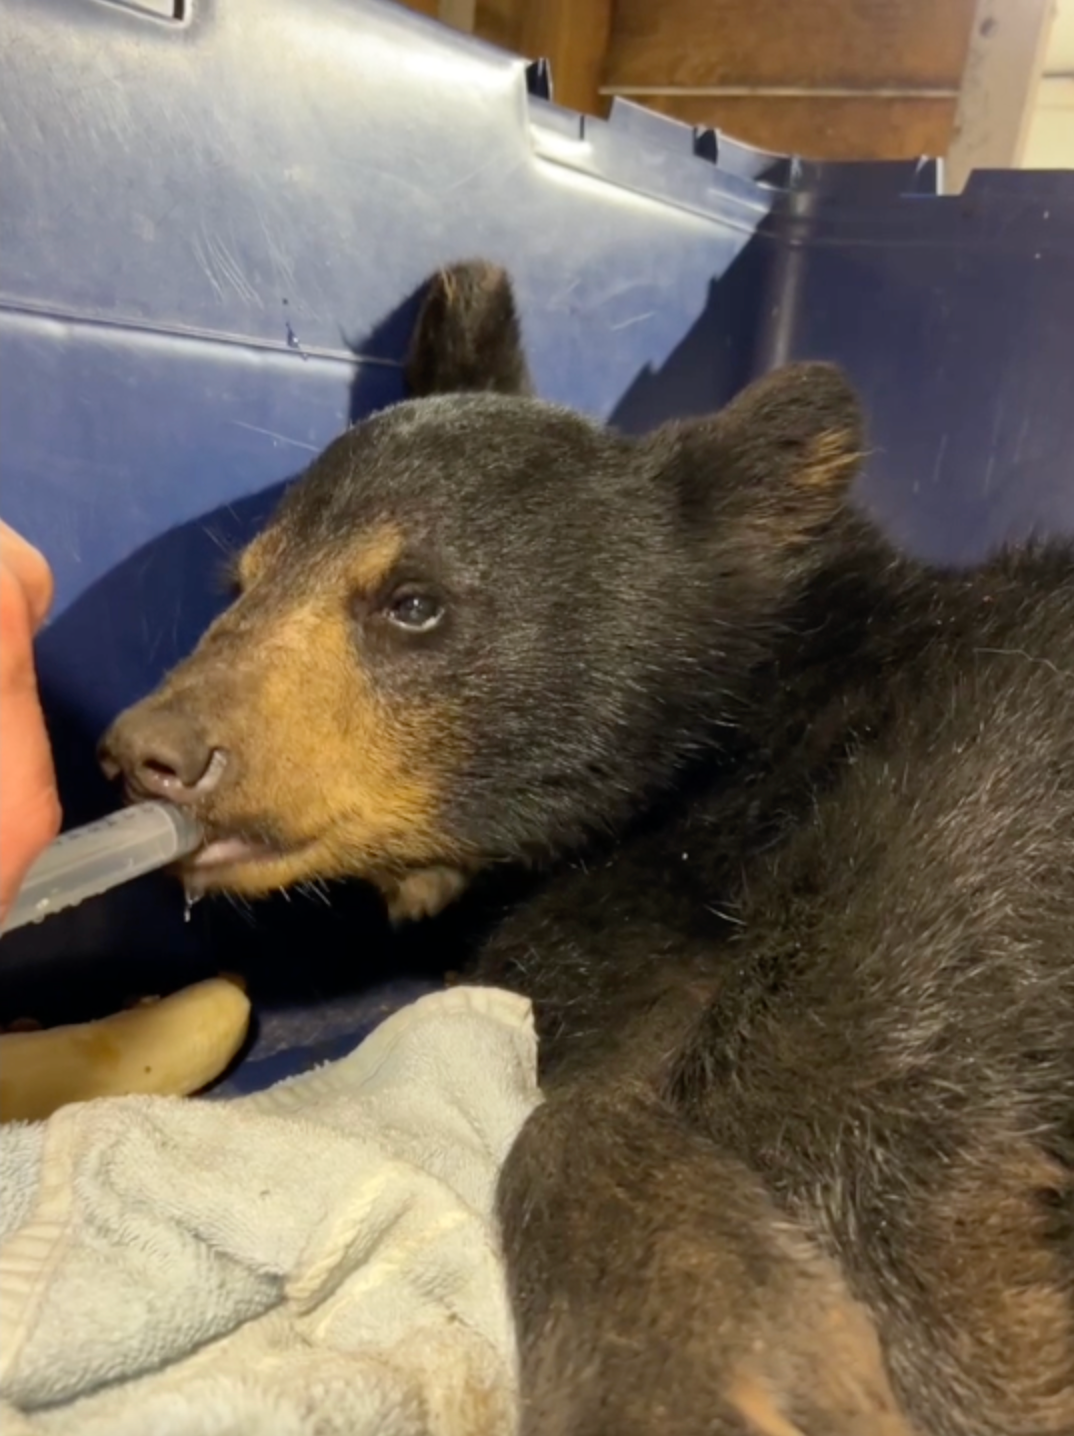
xmin=0 ymin=986 xmax=540 ymax=1436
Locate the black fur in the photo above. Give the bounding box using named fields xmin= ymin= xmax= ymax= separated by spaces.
xmin=103 ymin=263 xmax=1074 ymax=1435
xmin=405 ymin=259 xmax=534 ymax=399
xmin=481 ymin=537 xmax=1074 ymax=1435
xmin=421 ymin=268 xmax=1074 ymax=1435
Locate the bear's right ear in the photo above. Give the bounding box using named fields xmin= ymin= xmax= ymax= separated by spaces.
xmin=406 ymin=260 xmax=533 ymax=399
xmin=653 ymin=363 xmax=866 ymax=540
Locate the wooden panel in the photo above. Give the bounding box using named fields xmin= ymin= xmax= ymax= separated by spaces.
xmin=395 ymin=0 xmax=440 ymax=18
xmin=438 ymin=0 xmax=477 ymax=29
xmin=946 ymin=0 xmax=1057 ymax=191
xmin=606 ymin=0 xmax=977 ymax=91
xmin=475 ymin=0 xmax=523 ymax=52
xmin=644 ymin=94 xmax=957 ymax=160
xmin=518 ymin=0 xmax=614 ymax=115
xmin=397 ymin=0 xmax=501 ymax=38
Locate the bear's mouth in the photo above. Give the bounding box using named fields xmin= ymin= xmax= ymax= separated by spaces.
xmin=189 ymin=835 xmax=278 ymax=871
xmin=182 ymin=829 xmax=308 ymax=895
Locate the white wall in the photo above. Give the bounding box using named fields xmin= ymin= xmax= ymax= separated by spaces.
xmin=1023 ymin=0 xmax=1074 ymax=166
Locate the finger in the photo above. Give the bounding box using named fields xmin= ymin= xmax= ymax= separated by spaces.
xmin=0 ymin=674 xmax=62 ymax=925
xmin=0 ymin=521 xmax=55 ymax=634
xmin=0 ymin=553 xmax=62 ymax=923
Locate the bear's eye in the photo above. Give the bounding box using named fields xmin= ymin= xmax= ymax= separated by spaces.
xmin=385 ymin=588 xmax=444 ymax=633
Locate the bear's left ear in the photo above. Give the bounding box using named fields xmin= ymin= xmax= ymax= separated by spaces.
xmin=406 ymin=260 xmax=533 ymax=399
xmin=647 ymin=362 xmax=866 ymax=539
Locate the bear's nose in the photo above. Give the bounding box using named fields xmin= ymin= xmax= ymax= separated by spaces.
xmin=98 ymin=709 xmax=227 ymax=805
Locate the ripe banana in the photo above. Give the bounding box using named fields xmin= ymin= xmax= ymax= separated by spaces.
xmin=0 ymin=975 xmax=252 ymax=1122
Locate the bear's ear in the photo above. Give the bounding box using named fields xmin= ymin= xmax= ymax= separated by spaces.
xmin=716 ymin=362 xmax=864 ymax=495
xmin=406 ymin=260 xmax=533 ymax=399
xmin=651 ymin=363 xmax=866 ymax=539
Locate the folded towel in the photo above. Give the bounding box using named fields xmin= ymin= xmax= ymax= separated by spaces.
xmin=0 ymin=986 xmax=540 ymax=1436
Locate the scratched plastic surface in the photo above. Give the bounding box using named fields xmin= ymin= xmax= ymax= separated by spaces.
xmin=1 ymin=0 xmax=1072 ymax=1090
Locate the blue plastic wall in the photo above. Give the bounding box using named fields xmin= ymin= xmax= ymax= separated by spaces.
xmin=2 ymin=0 xmax=1073 ymax=1083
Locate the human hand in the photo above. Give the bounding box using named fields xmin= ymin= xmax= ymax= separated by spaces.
xmin=0 ymin=522 xmax=61 ymax=927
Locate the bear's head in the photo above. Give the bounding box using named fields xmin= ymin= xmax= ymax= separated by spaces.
xmin=99 ymin=266 xmax=864 ymax=910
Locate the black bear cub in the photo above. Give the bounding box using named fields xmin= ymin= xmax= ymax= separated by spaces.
xmin=102 ymin=262 xmax=1074 ymax=1436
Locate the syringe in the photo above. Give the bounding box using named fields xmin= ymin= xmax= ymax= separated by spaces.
xmin=1 ymin=802 xmax=203 ymax=935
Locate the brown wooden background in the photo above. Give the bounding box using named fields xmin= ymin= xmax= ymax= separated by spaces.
xmin=398 ymin=0 xmax=980 ymax=161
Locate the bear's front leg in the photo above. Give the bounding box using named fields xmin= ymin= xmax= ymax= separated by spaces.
xmin=497 ymin=1083 xmax=914 ymax=1436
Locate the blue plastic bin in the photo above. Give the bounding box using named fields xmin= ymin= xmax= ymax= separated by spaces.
xmin=2 ymin=0 xmax=1073 ymax=1091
